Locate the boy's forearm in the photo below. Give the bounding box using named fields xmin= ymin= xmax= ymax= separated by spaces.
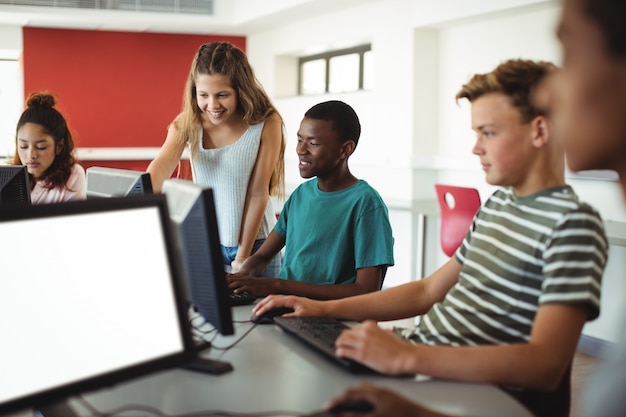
xmin=398 ymin=304 xmax=587 ymax=390
xmin=404 ymin=343 xmax=567 ymax=391
xmin=239 ymin=253 xmax=271 ymax=276
xmin=275 ymin=280 xmax=426 ymax=322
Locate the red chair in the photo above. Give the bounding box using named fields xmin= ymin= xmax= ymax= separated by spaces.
xmin=434 ymin=184 xmax=481 ymax=257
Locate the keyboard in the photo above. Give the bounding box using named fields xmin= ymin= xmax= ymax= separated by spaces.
xmin=227 ymin=290 xmax=257 ymax=306
xmin=273 ymin=316 xmax=378 ymax=374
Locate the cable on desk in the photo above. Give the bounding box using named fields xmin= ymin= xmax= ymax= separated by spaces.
xmin=210 ymin=323 xmax=258 ymax=351
xmin=188 ymin=306 xmax=259 ymax=351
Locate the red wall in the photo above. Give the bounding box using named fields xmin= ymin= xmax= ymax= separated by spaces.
xmin=22 ymin=28 xmax=246 ymax=150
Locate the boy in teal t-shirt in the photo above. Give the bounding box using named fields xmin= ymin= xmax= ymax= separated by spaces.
xmin=227 ymin=100 xmax=394 ymax=300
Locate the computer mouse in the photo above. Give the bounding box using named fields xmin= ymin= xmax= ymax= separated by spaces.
xmin=328 ymin=400 xmax=375 ymax=414
xmin=250 ymin=306 xmax=295 ymax=324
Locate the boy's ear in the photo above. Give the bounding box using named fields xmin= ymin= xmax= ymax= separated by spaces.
xmin=341 ymin=140 xmax=356 ymax=159
xmin=531 ymin=115 xmax=551 ymax=148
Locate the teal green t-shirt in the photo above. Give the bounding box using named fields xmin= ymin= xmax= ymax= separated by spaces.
xmin=275 ymin=179 xmax=394 ymax=284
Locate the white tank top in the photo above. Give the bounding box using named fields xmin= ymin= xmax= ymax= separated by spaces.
xmin=191 ymin=122 xmax=275 ymax=246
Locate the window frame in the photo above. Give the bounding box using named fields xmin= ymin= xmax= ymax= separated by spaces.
xmin=297 ymin=44 xmax=371 ymax=95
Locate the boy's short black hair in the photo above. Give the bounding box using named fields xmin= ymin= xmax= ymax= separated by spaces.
xmin=304 ymin=100 xmax=361 ymax=146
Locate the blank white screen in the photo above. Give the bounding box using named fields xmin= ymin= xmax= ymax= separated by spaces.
xmin=0 ymin=206 xmax=185 ymax=403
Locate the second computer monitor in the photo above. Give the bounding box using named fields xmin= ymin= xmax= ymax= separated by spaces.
xmin=0 ymin=165 xmax=31 ymax=208
xmin=162 ymin=179 xmax=234 ymax=336
xmin=86 ymin=166 xmax=153 ymax=198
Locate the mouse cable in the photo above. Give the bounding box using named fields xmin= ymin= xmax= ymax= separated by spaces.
xmin=189 ymin=314 xmax=256 ymax=349
xmin=76 ymin=395 xmax=305 ymax=417
xmin=210 ymin=323 xmax=258 ymax=351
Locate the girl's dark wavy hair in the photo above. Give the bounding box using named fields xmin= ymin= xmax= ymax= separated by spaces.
xmin=11 ymin=92 xmax=79 ymax=190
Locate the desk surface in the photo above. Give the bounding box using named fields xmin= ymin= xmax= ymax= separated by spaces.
xmin=84 ymin=306 xmax=532 ymax=417
xmin=10 ymin=305 xmax=533 ymax=417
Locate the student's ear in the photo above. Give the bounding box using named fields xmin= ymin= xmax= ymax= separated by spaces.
xmin=56 ymin=138 xmax=65 ymax=156
xmin=340 ymin=140 xmax=356 ymax=159
xmin=531 ymin=115 xmax=551 ymax=149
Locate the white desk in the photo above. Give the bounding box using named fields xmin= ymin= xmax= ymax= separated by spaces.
xmin=19 ymin=305 xmax=530 ymax=417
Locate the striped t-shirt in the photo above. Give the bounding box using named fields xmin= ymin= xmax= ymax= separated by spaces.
xmin=403 ymin=185 xmax=608 ymax=347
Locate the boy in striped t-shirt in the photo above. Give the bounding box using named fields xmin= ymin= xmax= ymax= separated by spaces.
xmin=253 ymin=59 xmax=608 ymax=417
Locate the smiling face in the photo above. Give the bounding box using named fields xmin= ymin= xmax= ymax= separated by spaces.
xmin=296 ymin=117 xmax=352 ymax=184
xmin=546 ymin=0 xmax=626 ymax=175
xmin=195 ymin=73 xmax=239 ymax=125
xmin=16 ymin=122 xmax=59 ymax=180
xmin=471 ymin=93 xmax=537 ymax=191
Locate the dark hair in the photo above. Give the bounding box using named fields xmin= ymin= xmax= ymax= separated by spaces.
xmin=11 ymin=92 xmax=78 ymax=190
xmin=304 ymin=100 xmax=361 ymax=147
xmin=583 ymin=0 xmax=626 ymax=57
xmin=455 ymin=59 xmax=556 ymax=123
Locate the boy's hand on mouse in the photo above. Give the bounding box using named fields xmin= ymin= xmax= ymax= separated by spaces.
xmin=253 ymin=295 xmax=324 ymax=318
xmin=326 ymin=383 xmax=447 ymax=417
xmin=334 ymin=321 xmax=415 ymax=376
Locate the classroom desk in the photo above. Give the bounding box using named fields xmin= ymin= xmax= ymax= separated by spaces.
xmin=28 ymin=305 xmax=532 ymax=417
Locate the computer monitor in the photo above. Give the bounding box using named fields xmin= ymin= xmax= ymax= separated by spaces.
xmin=0 ymin=165 xmax=31 ymax=208
xmin=162 ymin=179 xmax=234 ymax=336
xmin=0 ymin=195 xmax=195 ymax=416
xmin=85 ymin=166 xmax=153 ymax=198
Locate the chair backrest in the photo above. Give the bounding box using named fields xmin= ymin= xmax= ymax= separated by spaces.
xmin=434 ymin=184 xmax=482 ymax=257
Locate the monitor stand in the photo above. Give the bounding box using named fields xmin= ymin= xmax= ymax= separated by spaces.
xmin=181 ymin=356 xmax=233 ymax=375
xmin=181 ymin=340 xmax=233 ymax=375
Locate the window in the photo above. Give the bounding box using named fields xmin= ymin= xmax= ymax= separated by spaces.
xmin=298 ymin=44 xmax=371 ymax=95
xmin=0 ymin=59 xmax=22 ymax=159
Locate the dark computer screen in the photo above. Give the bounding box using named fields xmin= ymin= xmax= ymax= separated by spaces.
xmin=0 ymin=165 xmax=31 ymax=208
xmin=162 ymin=179 xmax=234 ymax=336
xmin=0 ymin=195 xmax=195 ymax=415
xmin=85 ymin=166 xmax=153 ymax=198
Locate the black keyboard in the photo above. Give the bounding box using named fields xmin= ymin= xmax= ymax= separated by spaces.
xmin=227 ymin=290 xmax=256 ymax=306
xmin=273 ymin=316 xmax=378 ymax=374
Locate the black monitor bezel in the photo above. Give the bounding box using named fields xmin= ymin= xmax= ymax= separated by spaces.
xmin=0 ymin=164 xmax=31 ymax=208
xmin=0 ymin=195 xmax=196 ymax=415
xmin=163 ymin=179 xmax=235 ymax=336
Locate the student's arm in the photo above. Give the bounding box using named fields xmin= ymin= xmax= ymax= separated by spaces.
xmin=233 ymin=113 xmax=283 ymax=270
xmin=252 ymin=257 xmax=462 ymax=322
xmin=335 ymin=303 xmax=587 ymax=391
xmin=228 ymin=230 xmax=285 ymax=277
xmin=147 ymin=121 xmax=187 ymax=193
xmin=228 ymin=265 xmax=384 ymax=300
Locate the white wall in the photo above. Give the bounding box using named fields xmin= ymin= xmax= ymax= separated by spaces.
xmin=0 ymin=25 xmax=23 ymax=158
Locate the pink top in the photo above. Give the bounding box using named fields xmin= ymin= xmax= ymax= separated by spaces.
xmin=31 ymin=164 xmax=87 ymax=204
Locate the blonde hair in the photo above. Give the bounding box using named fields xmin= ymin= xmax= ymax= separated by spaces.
xmin=456 ymin=59 xmax=556 ymax=123
xmin=174 ymin=42 xmax=285 ymax=197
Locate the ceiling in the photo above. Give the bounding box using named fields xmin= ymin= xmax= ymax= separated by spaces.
xmin=0 ymin=0 xmax=379 ymax=35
